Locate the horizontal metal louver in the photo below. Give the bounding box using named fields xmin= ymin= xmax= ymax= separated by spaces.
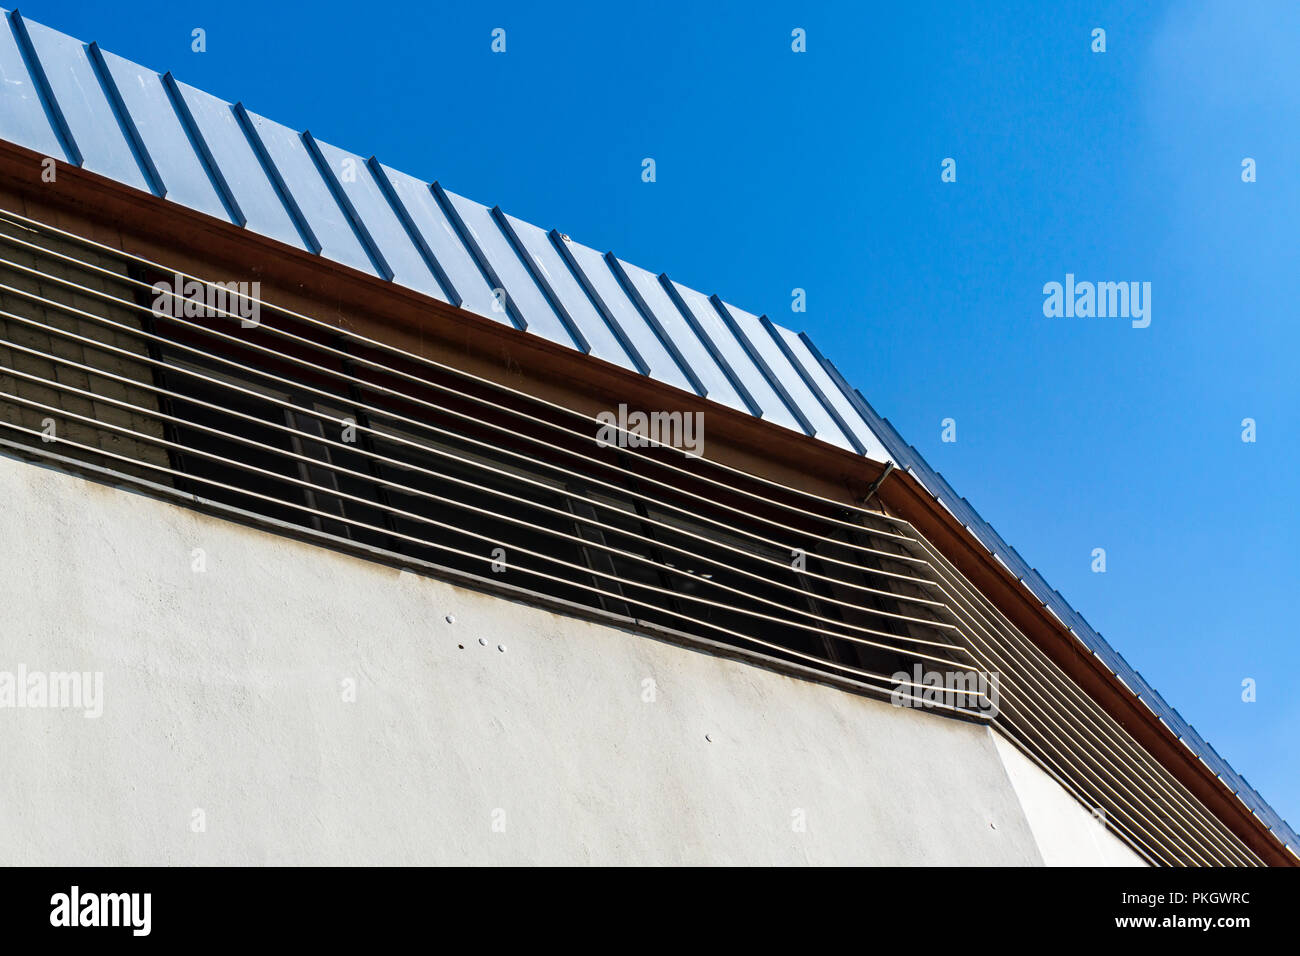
xmin=0 ymin=209 xmax=1265 ymax=865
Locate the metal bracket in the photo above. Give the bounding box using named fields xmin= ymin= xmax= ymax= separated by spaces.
xmin=858 ymin=460 xmax=895 ymax=505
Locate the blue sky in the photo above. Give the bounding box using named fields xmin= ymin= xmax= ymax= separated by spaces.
xmin=36 ymin=0 xmax=1298 ymax=828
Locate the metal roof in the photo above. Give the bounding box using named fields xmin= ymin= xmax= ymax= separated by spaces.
xmin=0 ymin=8 xmax=1292 ymax=857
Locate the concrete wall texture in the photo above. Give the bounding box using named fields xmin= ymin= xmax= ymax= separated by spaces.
xmin=0 ymin=452 xmax=1144 ymax=865
xmin=993 ymin=734 xmax=1144 ymax=867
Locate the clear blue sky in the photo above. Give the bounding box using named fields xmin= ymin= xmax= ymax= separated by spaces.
xmin=38 ymin=0 xmax=1298 ymax=827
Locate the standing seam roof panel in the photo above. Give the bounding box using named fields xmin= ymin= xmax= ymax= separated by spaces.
xmin=715 ymin=301 xmax=855 ymax=451
xmin=559 ymin=240 xmax=695 ymax=393
xmin=373 ymin=164 xmax=502 ymax=321
xmin=16 ymin=15 xmax=150 ymax=191
xmin=95 ymin=49 xmax=230 ymax=221
xmin=239 ymin=112 xmax=377 ymax=276
xmin=763 ymin=322 xmax=893 ymax=461
xmin=667 ymin=279 xmax=803 ymax=431
xmin=0 ymin=11 xmax=67 ymax=161
xmin=439 ymin=188 xmax=580 ymax=350
xmin=615 ymin=259 xmax=747 ymax=413
xmin=501 ymin=212 xmax=639 ymax=372
xmin=309 ymin=138 xmax=448 ymax=301
xmin=168 ymin=78 xmax=306 ymax=249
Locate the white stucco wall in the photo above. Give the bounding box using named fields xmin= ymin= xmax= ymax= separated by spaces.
xmin=0 ymin=451 xmax=1138 ymax=865
xmin=991 ymin=732 xmax=1147 ymax=866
